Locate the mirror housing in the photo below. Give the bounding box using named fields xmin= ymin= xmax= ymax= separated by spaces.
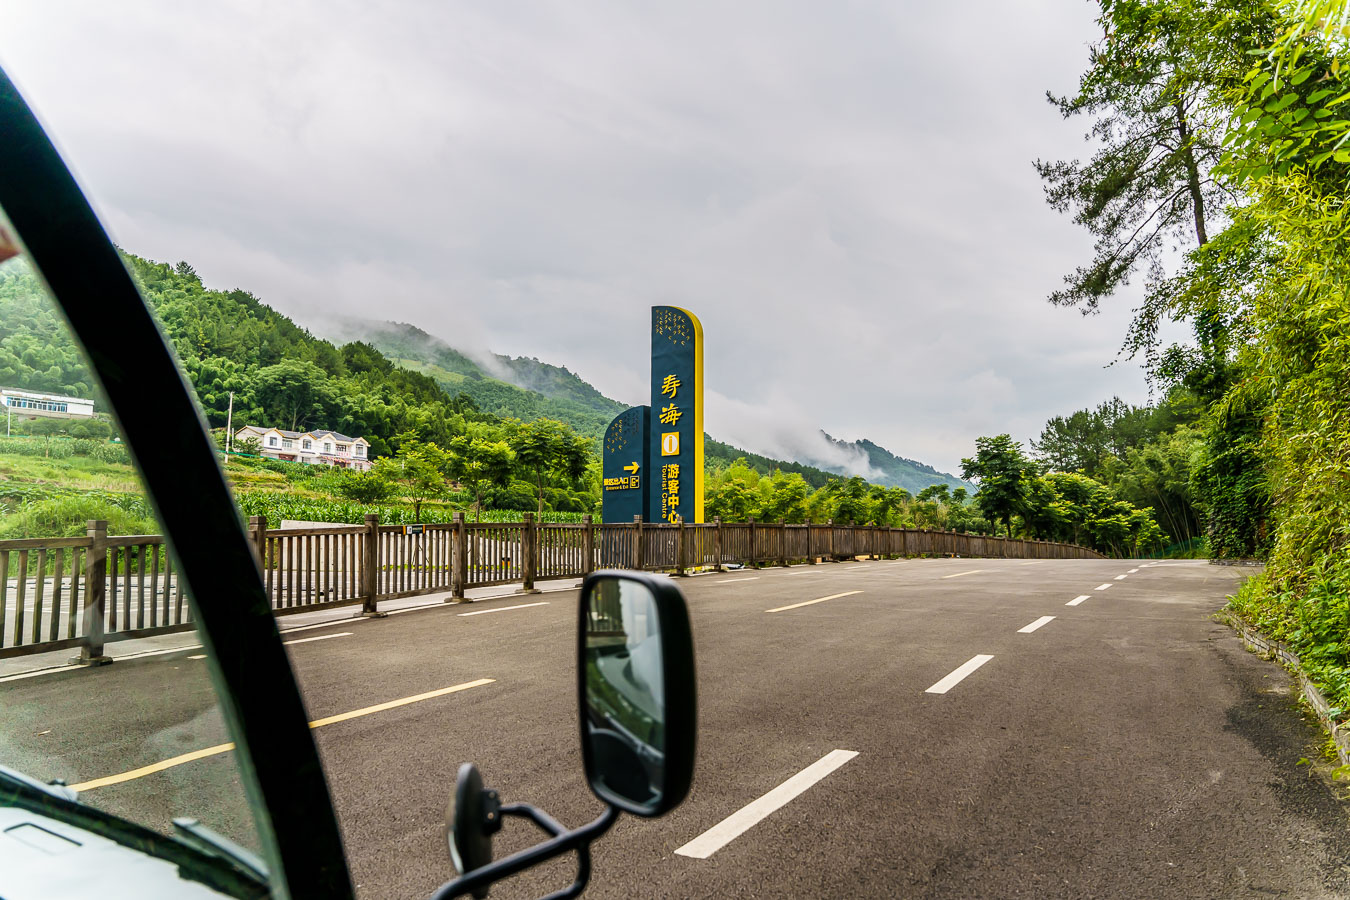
xmin=578 ymin=570 xmax=696 ymax=818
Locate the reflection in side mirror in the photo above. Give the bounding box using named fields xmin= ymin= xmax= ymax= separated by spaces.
xmin=579 ymin=571 xmax=696 ymax=818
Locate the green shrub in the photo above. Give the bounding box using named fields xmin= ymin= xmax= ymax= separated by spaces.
xmin=329 ymin=470 xmax=396 ymax=503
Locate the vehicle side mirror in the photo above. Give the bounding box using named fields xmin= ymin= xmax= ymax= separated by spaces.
xmin=434 ymin=572 xmax=696 ymax=898
xmin=578 ymin=571 xmax=696 ymax=818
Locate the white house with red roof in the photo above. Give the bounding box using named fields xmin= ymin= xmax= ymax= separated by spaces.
xmin=234 ymin=425 xmax=372 ymax=471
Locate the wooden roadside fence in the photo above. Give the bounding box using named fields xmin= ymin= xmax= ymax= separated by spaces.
xmin=0 ymin=514 xmax=1102 ymax=661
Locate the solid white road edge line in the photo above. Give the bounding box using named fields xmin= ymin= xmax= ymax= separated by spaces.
xmin=1018 ymin=616 xmax=1056 ymax=634
xmin=1096 ymin=583 xmax=1113 ymax=591
xmin=674 ymin=749 xmax=859 ymax=859
xmin=942 ymin=570 xmax=984 ymax=579
xmin=925 ymin=654 xmax=995 ymax=694
xmin=458 ymin=602 xmax=550 ymax=617
xmin=1066 ymin=595 xmax=1090 ymax=606
xmin=766 ymin=591 xmax=863 ymax=613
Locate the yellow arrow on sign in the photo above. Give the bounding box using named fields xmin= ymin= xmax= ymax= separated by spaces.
xmin=624 ymin=462 xmax=640 ymax=474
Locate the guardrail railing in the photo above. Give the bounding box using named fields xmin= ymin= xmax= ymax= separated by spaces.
xmin=1 ymin=514 xmax=1103 ymax=661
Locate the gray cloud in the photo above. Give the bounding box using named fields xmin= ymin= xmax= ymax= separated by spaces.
xmin=3 ymin=0 xmax=1169 ymax=475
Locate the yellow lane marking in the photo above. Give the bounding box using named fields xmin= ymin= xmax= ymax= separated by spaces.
xmin=70 ymin=678 xmax=495 ymax=792
xmin=766 ymin=591 xmax=862 ymax=614
xmin=71 ymin=744 xmax=237 ymax=792
xmin=307 ymin=678 xmax=494 ymax=728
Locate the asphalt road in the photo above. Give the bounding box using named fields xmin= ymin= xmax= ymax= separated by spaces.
xmin=5 ymin=557 xmax=1349 ymax=899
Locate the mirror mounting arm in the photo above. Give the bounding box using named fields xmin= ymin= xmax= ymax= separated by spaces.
xmin=430 ymin=804 xmax=619 ymax=900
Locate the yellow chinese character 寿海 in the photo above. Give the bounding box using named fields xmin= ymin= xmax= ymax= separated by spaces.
xmin=661 ymin=374 xmax=681 ymax=398
xmin=660 ymin=404 xmax=682 ymax=425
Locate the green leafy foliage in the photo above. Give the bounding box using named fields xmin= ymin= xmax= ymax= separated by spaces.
xmin=1044 ymin=0 xmax=1350 ymax=704
xmin=962 ymin=435 xmax=1166 ymax=555
xmin=961 ymin=435 xmax=1035 ymax=537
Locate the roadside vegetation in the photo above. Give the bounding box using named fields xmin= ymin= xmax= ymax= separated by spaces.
xmin=1041 ymin=0 xmax=1350 ymax=707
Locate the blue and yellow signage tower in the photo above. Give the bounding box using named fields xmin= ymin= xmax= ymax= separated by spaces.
xmin=650 ymin=306 xmax=704 ymax=523
xmin=601 ymin=405 xmax=650 ymax=523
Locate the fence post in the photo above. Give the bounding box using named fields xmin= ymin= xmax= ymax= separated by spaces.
xmin=633 ymin=516 xmax=644 ymax=571
xmin=778 ymin=520 xmax=788 ymax=567
xmin=522 ymin=512 xmax=539 ymax=592
xmin=748 ymin=517 xmax=757 ymax=567
xmin=583 ymin=514 xmax=595 ymax=576
xmin=806 ymin=519 xmax=816 ymax=564
xmin=451 ymin=512 xmax=466 ymax=601
xmin=247 ymin=515 xmax=267 ymax=567
xmin=75 ymin=519 xmax=111 ymax=666
xmin=827 ymin=518 xmax=836 ymax=561
xmin=361 ymin=514 xmax=384 ymax=616
xmin=675 ymin=518 xmax=687 ymax=576
xmin=713 ymin=516 xmax=723 ymax=572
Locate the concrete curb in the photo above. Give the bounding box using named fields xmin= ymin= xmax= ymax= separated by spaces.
xmin=1226 ymin=612 xmax=1350 ymax=766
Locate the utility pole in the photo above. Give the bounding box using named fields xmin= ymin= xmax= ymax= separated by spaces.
xmin=225 ymin=391 xmax=234 ymax=453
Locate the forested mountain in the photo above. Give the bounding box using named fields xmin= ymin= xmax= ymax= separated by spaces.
xmin=1 ymin=250 xmax=965 ymax=500
xmin=0 ymin=264 xmax=100 ymax=402
xmin=820 ymin=435 xmax=969 ymax=493
xmin=333 ymin=320 xmax=626 ymax=443
xmin=330 ymin=317 xmax=968 ymax=491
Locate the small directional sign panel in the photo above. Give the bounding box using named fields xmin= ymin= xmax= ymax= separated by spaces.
xmin=602 ymin=405 xmax=650 ymax=523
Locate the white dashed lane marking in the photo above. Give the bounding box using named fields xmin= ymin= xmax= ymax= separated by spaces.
xmin=925 ymin=655 xmax=995 ymax=694
xmin=1066 ymin=595 xmax=1090 ymax=606
xmin=766 ymin=591 xmax=863 ymax=614
xmin=674 ymin=750 xmax=859 ymax=859
xmin=1095 ymin=584 xmax=1113 ymax=591
xmin=1018 ymin=616 xmax=1056 ymax=634
xmin=458 ymin=602 xmax=549 ymax=617
xmin=941 ymin=570 xmax=984 ymax=579
xmin=1114 ymin=574 xmax=1128 ymax=581
xmin=716 ymin=577 xmax=760 ymax=583
xmin=284 ymin=632 xmax=354 ymax=645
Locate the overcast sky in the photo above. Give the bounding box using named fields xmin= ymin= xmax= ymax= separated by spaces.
xmin=4 ymin=1 xmax=1171 ymax=477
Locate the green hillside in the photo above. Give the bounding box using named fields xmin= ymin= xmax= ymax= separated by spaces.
xmin=823 ymin=435 xmax=970 ymax=494
xmin=344 ymin=318 xmax=969 ymax=492
xmin=343 ymin=320 xmax=625 ymax=442
xmin=1 ymin=253 xmax=966 ymax=499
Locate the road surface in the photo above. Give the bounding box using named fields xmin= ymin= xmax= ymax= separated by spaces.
xmin=4 ymin=557 xmax=1348 ymax=899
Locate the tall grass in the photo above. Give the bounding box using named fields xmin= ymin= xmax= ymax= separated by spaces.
xmin=0 ymin=436 xmax=129 ymax=464
xmin=235 ymin=492 xmax=586 ymax=527
xmin=0 ymin=494 xmax=157 ymax=539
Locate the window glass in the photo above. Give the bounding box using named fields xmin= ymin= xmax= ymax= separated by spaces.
xmin=0 ymin=216 xmax=264 ymax=868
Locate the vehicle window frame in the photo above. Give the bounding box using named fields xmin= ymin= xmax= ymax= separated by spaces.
xmin=0 ymin=66 xmax=356 ymax=900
